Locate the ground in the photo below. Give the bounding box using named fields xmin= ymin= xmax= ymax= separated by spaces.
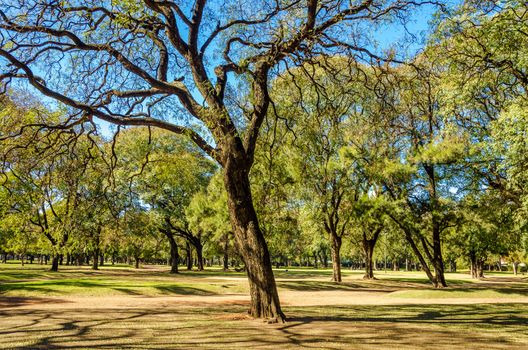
xmin=1 ymin=263 xmax=527 ymax=349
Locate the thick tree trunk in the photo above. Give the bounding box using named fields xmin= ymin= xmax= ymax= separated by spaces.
xmin=223 ymin=161 xmax=284 ymax=322
xmin=363 ymin=240 xmax=375 ymax=280
xmin=135 ymin=256 xmax=140 ymax=269
xmin=50 ymin=255 xmax=59 ymax=272
xmin=393 ymin=259 xmax=399 ymax=271
xmin=92 ymin=248 xmax=99 ymax=270
xmin=162 ymin=230 xmax=179 ymax=274
xmin=195 ymin=242 xmax=204 ymax=271
xmin=329 ymin=233 xmax=342 ymax=282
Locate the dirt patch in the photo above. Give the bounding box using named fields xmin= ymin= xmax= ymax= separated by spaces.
xmin=0 ymin=296 xmax=70 ymax=308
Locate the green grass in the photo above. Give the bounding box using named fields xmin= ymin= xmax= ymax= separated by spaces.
xmin=1 ymin=263 xmax=527 ymax=349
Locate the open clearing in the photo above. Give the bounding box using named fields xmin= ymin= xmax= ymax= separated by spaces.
xmin=1 ymin=264 xmax=527 ymax=349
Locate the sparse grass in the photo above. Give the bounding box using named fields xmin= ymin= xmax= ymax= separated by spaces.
xmin=1 ymin=263 xmax=527 ymax=349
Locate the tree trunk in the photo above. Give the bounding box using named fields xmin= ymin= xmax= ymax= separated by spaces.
xmin=92 ymin=248 xmax=99 ymax=270
xmin=432 ymin=226 xmax=447 ymax=288
xmin=162 ymin=230 xmax=179 ymax=274
xmin=363 ymin=239 xmax=375 ymax=280
xmin=223 ymin=237 xmax=229 ymax=271
xmin=513 ymin=262 xmax=518 ymax=276
xmin=169 ymin=236 xmax=179 ymax=274
xmin=50 ymin=255 xmax=59 ymax=272
xmin=329 ymin=233 xmax=342 ymax=282
xmin=185 ymin=242 xmax=192 ymax=270
xmin=135 ymin=256 xmax=140 ymax=269
xmin=223 ymin=161 xmax=284 ymax=322
xmin=404 ymin=233 xmax=436 ymax=285
xmin=99 ymin=253 xmax=104 ymax=267
xmin=195 ymin=242 xmax=204 ymax=271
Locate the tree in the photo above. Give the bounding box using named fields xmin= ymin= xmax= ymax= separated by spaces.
xmin=0 ymin=0 xmax=443 ymax=321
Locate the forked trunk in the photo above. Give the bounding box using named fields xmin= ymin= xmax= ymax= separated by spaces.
xmin=223 ymin=160 xmax=284 ymax=322
xmin=362 ymin=228 xmax=381 ymax=280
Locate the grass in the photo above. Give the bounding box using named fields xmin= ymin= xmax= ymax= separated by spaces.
xmin=1 ymin=263 xmax=527 ymax=349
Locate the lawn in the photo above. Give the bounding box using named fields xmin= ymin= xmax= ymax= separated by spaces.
xmin=1 ymin=263 xmax=527 ymax=349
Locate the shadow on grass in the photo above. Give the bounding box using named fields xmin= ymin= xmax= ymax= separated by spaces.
xmin=0 ymin=279 xmax=218 ymax=297
xmin=0 ymin=304 xmax=527 ymax=349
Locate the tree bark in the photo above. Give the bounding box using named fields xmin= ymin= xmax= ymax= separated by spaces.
xmin=50 ymin=255 xmax=59 ymax=272
xmin=195 ymin=241 xmax=204 ymax=271
xmin=169 ymin=236 xmax=179 ymax=274
xmin=223 ymin=236 xmax=229 ymax=271
xmin=161 ymin=229 xmax=179 ymax=274
xmin=330 ymin=233 xmax=342 ymax=282
xmin=513 ymin=262 xmax=518 ymax=276
xmin=92 ymin=248 xmax=99 ymax=270
xmin=135 ymin=256 xmax=140 ymax=269
xmin=362 ymin=228 xmax=381 ymax=280
xmin=223 ymin=160 xmax=284 ymax=322
xmin=185 ymin=241 xmax=192 ymax=270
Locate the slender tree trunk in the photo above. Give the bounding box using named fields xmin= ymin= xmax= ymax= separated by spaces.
xmin=432 ymin=226 xmax=447 ymax=288
xmin=223 ymin=237 xmax=229 ymax=271
xmin=513 ymin=262 xmax=518 ymax=276
xmin=169 ymin=237 xmax=179 ymax=274
xmin=99 ymin=253 xmax=104 ymax=267
xmin=404 ymin=233 xmax=436 ymax=285
xmin=135 ymin=256 xmax=140 ymax=269
xmin=223 ymin=162 xmax=284 ymax=322
xmin=185 ymin=242 xmax=192 ymax=270
xmin=329 ymin=233 xmax=342 ymax=282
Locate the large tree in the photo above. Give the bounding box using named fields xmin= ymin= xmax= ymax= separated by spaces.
xmin=0 ymin=0 xmax=439 ymax=321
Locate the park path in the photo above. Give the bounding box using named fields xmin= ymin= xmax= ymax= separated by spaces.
xmin=3 ymin=289 xmax=528 ymax=310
